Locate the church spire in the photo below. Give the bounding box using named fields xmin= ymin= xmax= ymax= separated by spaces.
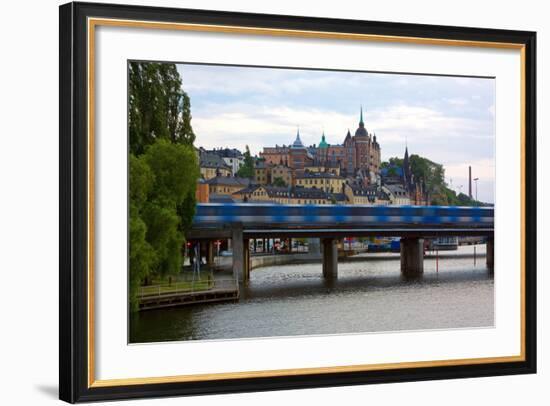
xmin=292 ymin=126 xmax=305 ymax=148
xmin=359 ymin=105 xmax=364 ymax=127
xmin=319 ymin=130 xmax=328 ymax=148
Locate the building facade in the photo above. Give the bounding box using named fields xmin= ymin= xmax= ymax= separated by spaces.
xmin=260 ymin=107 xmax=381 ymax=179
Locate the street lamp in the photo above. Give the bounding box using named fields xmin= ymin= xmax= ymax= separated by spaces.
xmin=473 ymin=177 xmax=479 ymax=202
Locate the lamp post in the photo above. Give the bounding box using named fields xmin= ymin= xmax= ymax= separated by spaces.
xmin=473 ymin=177 xmax=479 ymax=202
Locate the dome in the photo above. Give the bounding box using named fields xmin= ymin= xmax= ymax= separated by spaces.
xmin=354 ymin=126 xmax=368 ymax=137
xmin=354 ymin=106 xmax=368 ymax=137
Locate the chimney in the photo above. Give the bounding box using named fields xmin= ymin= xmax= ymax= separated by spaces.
xmin=468 ymin=166 xmax=472 ymax=198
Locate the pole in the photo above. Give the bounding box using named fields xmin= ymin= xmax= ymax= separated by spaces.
xmin=474 ymin=245 xmax=477 ymax=266
xmin=436 ymin=248 xmax=439 ymax=273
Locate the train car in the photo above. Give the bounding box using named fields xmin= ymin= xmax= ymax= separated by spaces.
xmin=193 ymin=203 xmax=494 ymax=229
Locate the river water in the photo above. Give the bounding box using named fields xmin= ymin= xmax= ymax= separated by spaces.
xmin=130 ymin=245 xmax=494 ymax=343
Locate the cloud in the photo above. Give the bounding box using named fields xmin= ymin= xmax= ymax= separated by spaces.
xmin=179 ymin=63 xmax=496 ymax=201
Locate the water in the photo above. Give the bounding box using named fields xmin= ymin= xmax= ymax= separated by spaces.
xmin=130 ymin=245 xmax=494 ymax=343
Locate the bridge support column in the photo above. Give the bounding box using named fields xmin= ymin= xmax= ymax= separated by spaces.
xmin=486 ymin=237 xmax=494 ymax=270
xmin=232 ymin=228 xmax=250 ymax=284
xmin=322 ymin=238 xmax=338 ymax=280
xmin=307 ymin=238 xmax=321 ymax=259
xmin=400 ymin=237 xmax=424 ymax=276
xmin=206 ymin=241 xmax=214 ymax=266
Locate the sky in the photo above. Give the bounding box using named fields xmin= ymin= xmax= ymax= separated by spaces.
xmin=177 ymin=63 xmax=495 ymax=203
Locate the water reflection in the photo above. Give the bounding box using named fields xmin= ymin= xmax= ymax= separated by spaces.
xmin=130 ymin=246 xmax=494 ymax=343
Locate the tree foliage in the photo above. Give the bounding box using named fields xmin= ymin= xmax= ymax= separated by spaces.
xmin=129 ymin=62 xmax=195 ymax=155
xmin=236 ymin=145 xmax=255 ymax=178
xmin=381 ymin=154 xmax=483 ymax=207
xmin=272 ymin=177 xmax=287 ymax=187
xmin=128 ymin=62 xmax=200 ymax=310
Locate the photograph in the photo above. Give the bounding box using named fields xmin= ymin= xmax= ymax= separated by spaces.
xmin=128 ymin=61 xmax=496 ymax=344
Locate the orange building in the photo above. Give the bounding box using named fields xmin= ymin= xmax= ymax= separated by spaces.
xmin=195 ymin=179 xmax=210 ymax=203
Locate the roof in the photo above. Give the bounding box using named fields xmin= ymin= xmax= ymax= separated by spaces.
xmin=291 ymin=129 xmax=305 ymax=149
xmin=355 ymin=106 xmax=368 ymax=137
xmin=318 ymin=133 xmax=329 ymax=148
xmin=290 ymin=187 xmax=329 ymax=199
xmin=200 ymin=152 xmax=231 ymax=169
xmin=385 ymin=184 xmax=409 ymax=197
xmin=204 ymin=148 xmax=243 ymax=159
xmin=232 ymin=185 xmax=261 ymax=195
xmin=347 ymin=183 xmax=378 ymax=196
xmin=264 ymin=186 xmax=292 ymax=198
xmin=377 ymin=190 xmax=390 ymax=201
xmin=205 ymin=176 xmax=251 ymax=187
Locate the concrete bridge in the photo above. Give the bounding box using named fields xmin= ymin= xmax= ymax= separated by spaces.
xmin=187 ymin=203 xmax=494 ymax=282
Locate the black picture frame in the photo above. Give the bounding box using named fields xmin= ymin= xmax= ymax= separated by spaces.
xmin=59 ymin=1 xmax=537 ymax=403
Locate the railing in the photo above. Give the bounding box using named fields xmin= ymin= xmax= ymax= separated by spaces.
xmin=138 ymin=274 xmax=238 ymax=298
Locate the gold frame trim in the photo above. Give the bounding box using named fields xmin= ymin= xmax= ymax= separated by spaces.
xmin=87 ymin=17 xmax=527 ymax=388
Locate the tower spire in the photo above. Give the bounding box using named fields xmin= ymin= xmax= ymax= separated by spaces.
xmin=359 ymin=105 xmax=364 ymax=127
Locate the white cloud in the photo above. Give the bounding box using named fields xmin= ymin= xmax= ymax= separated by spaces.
xmin=192 ymin=102 xmax=494 ymax=162
xmin=179 ymin=63 xmax=495 ymax=201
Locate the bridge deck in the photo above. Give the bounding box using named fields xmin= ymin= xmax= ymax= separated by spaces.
xmin=189 ymin=204 xmax=494 ymax=239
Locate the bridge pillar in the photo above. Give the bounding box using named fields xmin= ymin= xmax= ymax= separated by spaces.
xmin=322 ymin=238 xmax=338 ymax=280
xmin=307 ymin=238 xmax=321 ymax=259
xmin=232 ymin=228 xmax=250 ymax=283
xmin=400 ymin=237 xmax=424 ymax=276
xmin=206 ymin=241 xmax=215 ymax=266
xmin=486 ymin=237 xmax=494 ymax=270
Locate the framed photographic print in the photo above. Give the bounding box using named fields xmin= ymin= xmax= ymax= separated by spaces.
xmin=59 ymin=1 xmax=536 ymax=403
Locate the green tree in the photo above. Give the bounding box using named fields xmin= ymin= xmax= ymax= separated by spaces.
xmin=272 ymin=177 xmax=287 ymax=187
xmin=129 ymin=62 xmax=195 ymax=155
xmin=381 ymin=154 xmax=483 ymax=207
xmin=236 ymin=145 xmax=255 ymax=178
xmin=129 ymin=154 xmax=156 ymax=310
xmin=128 ymin=62 xmax=200 ymax=311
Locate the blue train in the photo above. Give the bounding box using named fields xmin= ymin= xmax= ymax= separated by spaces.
xmin=193 ymin=203 xmax=493 ymax=228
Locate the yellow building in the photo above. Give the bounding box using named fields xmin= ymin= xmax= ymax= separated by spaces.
xmin=382 ymin=184 xmax=411 ymax=205
xmin=206 ymin=176 xmax=251 ymax=196
xmin=233 ymin=185 xmax=338 ymax=205
xmin=270 ymin=164 xmax=293 ymax=186
xmin=296 ymin=172 xmax=344 ymax=193
xmin=343 ymin=183 xmax=376 ymax=205
xmin=199 ymin=151 xmax=232 ymax=180
xmin=254 ymin=161 xmax=271 ymax=185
